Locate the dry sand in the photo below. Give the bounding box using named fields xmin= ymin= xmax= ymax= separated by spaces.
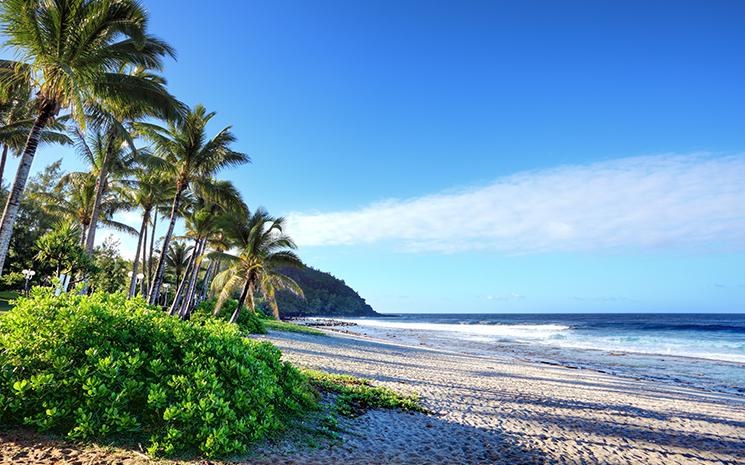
xmin=252 ymin=330 xmax=745 ymax=465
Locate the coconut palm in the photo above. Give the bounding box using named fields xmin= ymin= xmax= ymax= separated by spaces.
xmin=84 ymin=68 xmax=181 ymax=255
xmin=0 ymin=65 xmax=70 ymax=183
xmin=164 ymin=241 xmax=192 ymax=289
xmin=135 ymin=105 xmax=249 ymax=305
xmin=199 ymin=229 xmax=230 ymax=302
xmin=124 ymin=170 xmax=174 ymax=297
xmin=210 ymin=208 xmax=304 ymax=323
xmin=169 ymin=180 xmax=246 ymax=319
xmin=36 ymin=172 xmax=136 ymax=245
xmin=0 ymin=0 xmax=182 ymax=274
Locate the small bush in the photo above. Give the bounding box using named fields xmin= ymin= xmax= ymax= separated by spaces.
xmin=0 ymin=289 xmax=315 ymax=457
xmin=302 ymin=369 xmax=425 ymax=417
xmin=192 ymin=298 xmax=267 ymax=335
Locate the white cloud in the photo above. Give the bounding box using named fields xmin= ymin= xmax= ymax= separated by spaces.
xmin=287 ymin=154 xmax=745 ymax=253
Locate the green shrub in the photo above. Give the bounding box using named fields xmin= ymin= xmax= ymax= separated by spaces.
xmin=0 ymin=288 xmax=315 ymax=457
xmin=192 ymin=298 xmax=266 ymax=335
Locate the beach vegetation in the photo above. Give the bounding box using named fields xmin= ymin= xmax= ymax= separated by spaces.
xmin=302 ymin=369 xmax=425 ymax=417
xmin=262 ymin=318 xmax=326 ymax=336
xmin=191 ymin=297 xmax=267 ymax=335
xmin=0 ymin=288 xmax=316 ymax=457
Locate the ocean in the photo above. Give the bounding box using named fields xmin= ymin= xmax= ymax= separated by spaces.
xmin=333 ymin=313 xmax=745 ymax=396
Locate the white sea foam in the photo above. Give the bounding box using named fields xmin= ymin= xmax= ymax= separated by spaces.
xmin=337 ymin=319 xmax=569 ymax=340
xmin=336 ymin=318 xmax=745 ymax=364
xmin=545 ymin=337 xmax=745 ymax=364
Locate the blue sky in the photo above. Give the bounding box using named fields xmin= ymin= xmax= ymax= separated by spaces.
xmin=14 ymin=0 xmax=745 ymax=313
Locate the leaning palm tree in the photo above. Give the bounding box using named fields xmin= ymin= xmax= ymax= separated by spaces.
xmin=170 ymin=181 xmax=246 ymax=319
xmin=0 ymin=65 xmax=70 ymax=183
xmin=0 ymin=0 xmax=182 ymax=274
xmin=210 ymin=208 xmax=304 ymax=323
xmin=135 ymin=105 xmax=249 ymax=305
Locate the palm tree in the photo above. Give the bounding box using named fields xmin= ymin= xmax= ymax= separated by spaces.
xmin=0 ymin=0 xmax=182 ymax=274
xmin=84 ymin=68 xmax=181 ymax=255
xmin=199 ymin=229 xmax=230 ymax=302
xmin=211 ymin=208 xmax=304 ymax=323
xmin=37 ymin=172 xmax=136 ymax=245
xmin=171 ymin=181 xmax=245 ymax=319
xmin=165 ymin=241 xmax=192 ymax=290
xmin=135 ymin=105 xmax=249 ymax=305
xmin=0 ymin=64 xmax=70 ymax=183
xmin=124 ymin=170 xmax=174 ymax=298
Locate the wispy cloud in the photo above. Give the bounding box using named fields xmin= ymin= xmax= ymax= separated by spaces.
xmin=287 ymin=154 xmax=745 ymax=253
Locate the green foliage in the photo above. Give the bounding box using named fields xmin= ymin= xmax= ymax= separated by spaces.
xmin=0 ymin=290 xmax=16 ymax=312
xmin=0 ymin=289 xmax=315 ymax=457
xmin=89 ymin=237 xmax=129 ymax=293
xmin=302 ymin=369 xmax=425 ymax=417
xmin=34 ymin=222 xmax=92 ymax=276
xmin=192 ymin=298 xmax=267 ymax=335
xmin=261 ymin=266 xmax=378 ymax=317
xmin=2 ymin=161 xmax=63 ymax=276
xmin=262 ymin=319 xmax=326 ymax=336
xmin=0 ymin=272 xmax=24 ymax=291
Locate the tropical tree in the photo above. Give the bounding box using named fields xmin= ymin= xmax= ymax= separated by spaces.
xmin=0 ymin=63 xmax=70 ymax=183
xmin=84 ymin=67 xmax=181 ymax=255
xmin=37 ymin=171 xmax=135 ymax=245
xmin=124 ymin=170 xmax=173 ymax=297
xmin=164 ymin=240 xmax=192 ymax=290
xmin=90 ymin=236 xmax=128 ymax=293
xmin=135 ymin=105 xmax=249 ymax=305
xmin=0 ymin=0 xmax=181 ymax=274
xmin=199 ymin=228 xmax=230 ymax=302
xmin=210 ymin=208 xmax=304 ymax=323
xmin=34 ymin=221 xmax=91 ymax=278
xmin=168 ymin=180 xmax=245 ymax=319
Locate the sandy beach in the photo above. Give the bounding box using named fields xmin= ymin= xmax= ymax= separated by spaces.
xmin=253 ymin=329 xmax=745 ymax=465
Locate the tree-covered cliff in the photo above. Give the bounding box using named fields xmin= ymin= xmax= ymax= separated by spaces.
xmin=260 ymin=266 xmax=379 ymax=317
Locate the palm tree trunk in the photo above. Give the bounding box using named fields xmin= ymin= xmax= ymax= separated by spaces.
xmin=0 ymin=144 xmax=8 ymax=187
xmin=84 ymin=140 xmax=113 ymax=254
xmin=230 ymin=274 xmax=254 ymax=324
xmin=79 ymin=222 xmax=88 ymax=247
xmin=140 ymin=220 xmax=148 ymax=296
xmin=149 ymin=186 xmax=184 ymax=304
xmin=0 ymin=107 xmax=54 ymax=275
xmin=179 ymin=237 xmax=207 ymax=319
xmin=129 ymin=211 xmax=149 ymax=297
xmin=168 ymin=238 xmax=197 ymax=315
xmin=200 ymin=258 xmax=217 ymax=302
xmin=146 ymin=207 xmax=157 ymax=294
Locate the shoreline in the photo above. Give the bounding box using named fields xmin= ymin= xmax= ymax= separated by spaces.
xmin=295 ymin=317 xmax=745 ymax=397
xmin=253 ymin=328 xmax=745 ymax=465
xmin=310 ymin=325 xmax=745 ymax=405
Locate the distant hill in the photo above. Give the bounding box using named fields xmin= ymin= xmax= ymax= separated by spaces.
xmin=261 ymin=266 xmax=379 ymax=317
